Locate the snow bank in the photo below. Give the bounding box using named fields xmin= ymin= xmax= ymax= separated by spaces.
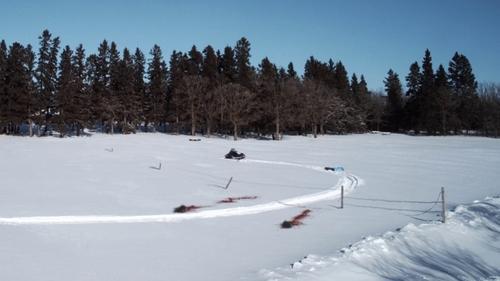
xmin=259 ymin=196 xmax=500 ymax=281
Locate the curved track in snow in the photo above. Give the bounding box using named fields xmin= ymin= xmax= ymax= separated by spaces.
xmin=0 ymin=159 xmax=360 ymax=225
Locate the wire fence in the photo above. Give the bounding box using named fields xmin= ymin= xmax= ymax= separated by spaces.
xmin=163 ymin=163 xmax=445 ymax=223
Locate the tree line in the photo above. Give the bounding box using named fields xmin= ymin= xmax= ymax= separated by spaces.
xmin=383 ymin=49 xmax=500 ymax=137
xmin=0 ymin=30 xmax=498 ymax=139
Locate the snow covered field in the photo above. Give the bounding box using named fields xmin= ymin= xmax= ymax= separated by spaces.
xmin=0 ymin=133 xmax=499 ymax=281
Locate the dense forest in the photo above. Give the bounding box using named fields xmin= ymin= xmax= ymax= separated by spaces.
xmin=0 ymin=30 xmax=499 ymax=139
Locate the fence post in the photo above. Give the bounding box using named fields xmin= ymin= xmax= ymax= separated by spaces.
xmin=341 ymin=185 xmax=344 ymax=209
xmin=441 ymin=187 xmax=446 ymax=223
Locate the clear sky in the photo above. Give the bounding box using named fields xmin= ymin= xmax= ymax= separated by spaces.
xmin=1 ymin=0 xmax=499 ymax=90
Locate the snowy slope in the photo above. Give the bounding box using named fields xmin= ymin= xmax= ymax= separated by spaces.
xmin=0 ymin=133 xmax=499 ymax=281
xmin=259 ymin=196 xmax=500 ymax=281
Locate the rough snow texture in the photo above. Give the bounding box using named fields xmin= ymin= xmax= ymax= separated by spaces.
xmin=259 ymin=196 xmax=500 ymax=281
xmin=0 ymin=133 xmax=499 ymax=281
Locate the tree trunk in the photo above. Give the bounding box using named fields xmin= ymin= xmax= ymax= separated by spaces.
xmin=191 ymin=103 xmax=196 ymax=136
xmin=442 ymin=111 xmax=446 ymax=135
xmin=320 ymin=122 xmax=325 ymax=135
xmin=110 ymin=119 xmax=114 ymax=135
xmin=313 ymin=123 xmax=317 ymax=138
xmin=275 ymin=109 xmax=280 ymax=141
xmin=175 ymin=116 xmax=180 ymax=135
xmin=206 ymin=119 xmax=212 ymax=138
xmin=233 ymin=122 xmax=238 ymax=141
xmin=28 ymin=119 xmax=33 ymax=137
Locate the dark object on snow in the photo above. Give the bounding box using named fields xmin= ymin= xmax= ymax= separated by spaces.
xmin=189 ymin=138 xmax=201 ymax=141
xmin=173 ymin=205 xmax=201 ymax=213
xmin=325 ymin=166 xmax=344 ymax=172
xmin=225 ymin=148 xmax=245 ymax=160
xmin=281 ymin=220 xmax=293 ymax=228
xmin=281 ymin=209 xmax=311 ymax=229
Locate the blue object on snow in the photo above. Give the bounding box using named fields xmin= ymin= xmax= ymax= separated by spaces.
xmin=324 ymin=166 xmax=344 ymax=172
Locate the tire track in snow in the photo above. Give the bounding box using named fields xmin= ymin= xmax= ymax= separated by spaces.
xmin=0 ymin=160 xmax=360 ymax=225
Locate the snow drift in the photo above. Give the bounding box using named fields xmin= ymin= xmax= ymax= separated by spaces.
xmin=259 ymin=196 xmax=500 ymax=281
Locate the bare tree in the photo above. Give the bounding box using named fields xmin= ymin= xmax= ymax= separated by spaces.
xmin=202 ymin=86 xmax=220 ymax=137
xmin=303 ymin=80 xmax=341 ymax=137
xmin=178 ymin=75 xmax=207 ymax=136
xmin=221 ymin=83 xmax=255 ymax=140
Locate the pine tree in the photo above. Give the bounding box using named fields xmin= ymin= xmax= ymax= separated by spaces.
xmin=351 ymin=73 xmax=359 ymax=98
xmin=55 ymin=45 xmax=75 ymax=136
xmin=449 ymin=52 xmax=478 ymax=132
xmin=420 ymin=49 xmax=437 ymax=133
xmin=36 ymin=30 xmax=60 ymax=134
xmin=201 ymin=45 xmax=219 ymax=136
xmin=234 ymin=37 xmax=253 ymax=89
xmin=202 ymin=45 xmax=218 ymax=88
xmin=89 ymin=40 xmax=111 ymax=129
xmin=257 ymin=57 xmax=278 ymax=137
xmin=357 ymin=75 xmax=369 ymax=107
xmin=116 ymin=48 xmax=136 ymax=133
xmin=220 ymin=46 xmax=236 ymax=83
xmin=334 ymin=61 xmax=349 ymax=99
xmin=383 ymin=69 xmax=403 ymax=131
xmin=404 ymin=61 xmax=422 ymax=131
xmin=132 ymin=48 xmax=146 ymax=130
xmin=25 ymin=44 xmax=36 ymax=136
xmin=5 ymin=43 xmax=35 ymax=134
xmin=187 ymin=45 xmax=203 ymax=76
xmin=167 ymin=50 xmax=186 ymax=133
xmin=0 ymin=40 xmax=8 ymax=130
xmin=72 ymin=44 xmax=88 ymax=136
xmin=435 ymin=64 xmax=453 ymax=134
xmin=287 ymin=62 xmax=297 ymax=79
xmin=147 ymin=45 xmax=167 ymax=131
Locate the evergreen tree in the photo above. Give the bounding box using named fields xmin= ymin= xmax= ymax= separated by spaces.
xmin=5 ymin=43 xmax=35 ymax=134
xmin=304 ymin=56 xmax=329 ymax=82
xmin=220 ymin=46 xmax=236 ymax=83
xmin=234 ymin=37 xmax=253 ymax=89
xmin=256 ymin=57 xmax=278 ymax=136
xmin=187 ymin=45 xmax=203 ymax=76
xmin=325 ymin=59 xmax=337 ymax=88
xmin=449 ymin=52 xmax=478 ymax=132
xmin=89 ymin=40 xmax=111 ymax=129
xmin=435 ymin=64 xmax=453 ymax=134
xmin=420 ymin=49 xmax=437 ymax=133
xmin=55 ymin=45 xmax=75 ymax=136
xmin=357 ymin=75 xmax=369 ymax=107
xmin=287 ymin=62 xmax=297 ymax=79
xmin=132 ymin=48 xmax=146 ymax=130
xmin=0 ymin=40 xmax=8 ymax=130
xmin=168 ymin=50 xmax=188 ymax=133
xmin=334 ymin=61 xmax=349 ymax=98
xmin=104 ymin=41 xmax=121 ymax=133
xmin=147 ymin=45 xmax=167 ymax=131
xmin=404 ymin=61 xmax=422 ymax=131
xmin=201 ymin=45 xmax=219 ymax=136
xmin=351 ymin=73 xmax=359 ymax=98
xmin=72 ymin=44 xmax=88 ymax=136
xmin=36 ymin=30 xmax=60 ymax=134
xmin=202 ymin=45 xmax=218 ymax=88
xmin=115 ymin=48 xmax=136 ymax=133
xmin=383 ymin=69 xmax=403 ymax=131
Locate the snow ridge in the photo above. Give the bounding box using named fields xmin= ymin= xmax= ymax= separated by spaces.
xmin=259 ymin=196 xmax=500 ymax=281
xmin=0 ymin=160 xmax=359 ymax=225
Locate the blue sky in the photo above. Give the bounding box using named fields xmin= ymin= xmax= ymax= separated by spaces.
xmin=1 ymin=0 xmax=499 ymax=90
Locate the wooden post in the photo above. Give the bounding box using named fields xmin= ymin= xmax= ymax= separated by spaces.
xmin=441 ymin=187 xmax=446 ymax=223
xmin=341 ymin=185 xmax=344 ymax=209
xmin=225 ymin=177 xmax=233 ymax=190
